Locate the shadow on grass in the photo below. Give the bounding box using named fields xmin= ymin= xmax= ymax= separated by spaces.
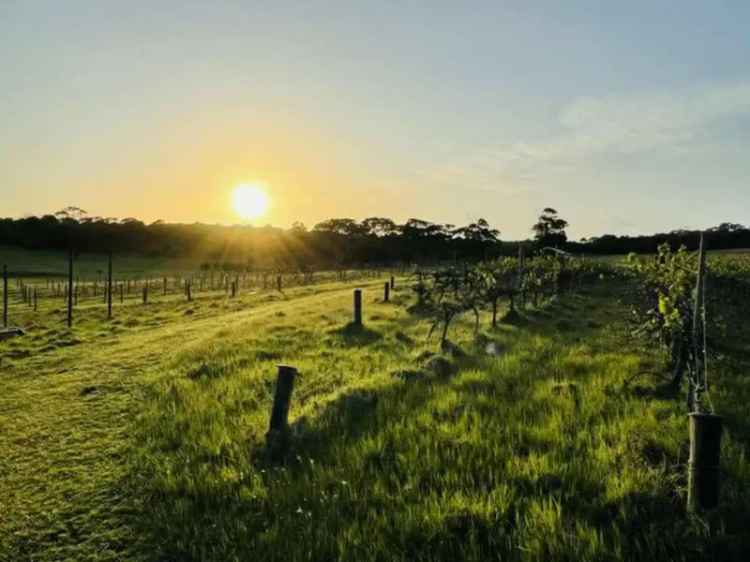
xmin=329 ymin=322 xmax=383 ymax=347
xmin=131 ymin=280 xmax=750 ymax=561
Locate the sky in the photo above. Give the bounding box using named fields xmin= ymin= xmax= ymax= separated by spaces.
xmin=1 ymin=0 xmax=749 ymax=240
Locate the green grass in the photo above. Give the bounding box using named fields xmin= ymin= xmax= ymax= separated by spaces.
xmin=1 ymin=275 xmax=749 ymax=561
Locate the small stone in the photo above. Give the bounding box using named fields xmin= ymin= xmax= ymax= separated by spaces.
xmin=485 ymin=342 xmax=501 ymax=356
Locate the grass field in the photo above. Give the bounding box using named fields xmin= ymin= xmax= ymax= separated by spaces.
xmin=2 ymin=253 xmax=750 ymax=561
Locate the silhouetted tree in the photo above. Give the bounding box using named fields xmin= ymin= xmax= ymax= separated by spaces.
xmin=532 ymin=208 xmax=568 ymax=248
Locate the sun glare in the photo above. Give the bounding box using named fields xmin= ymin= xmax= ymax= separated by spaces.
xmin=232 ymin=183 xmax=270 ymax=220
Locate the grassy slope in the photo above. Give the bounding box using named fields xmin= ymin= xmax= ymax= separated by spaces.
xmin=0 ymin=279 xmax=389 ymax=561
xmin=1 ymin=278 xmax=749 ymax=561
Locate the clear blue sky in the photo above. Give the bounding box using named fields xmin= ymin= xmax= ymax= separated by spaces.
xmin=2 ymin=1 xmax=749 ymax=239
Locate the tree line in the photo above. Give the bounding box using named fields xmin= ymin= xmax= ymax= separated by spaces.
xmin=0 ymin=208 xmax=505 ymax=268
xmin=1 ymin=207 xmax=748 ymax=267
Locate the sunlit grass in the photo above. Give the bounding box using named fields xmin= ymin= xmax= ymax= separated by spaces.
xmin=2 ymin=276 xmax=749 ymax=561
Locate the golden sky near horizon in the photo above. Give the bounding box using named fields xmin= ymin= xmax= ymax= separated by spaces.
xmin=2 ymin=2 xmax=750 ymax=238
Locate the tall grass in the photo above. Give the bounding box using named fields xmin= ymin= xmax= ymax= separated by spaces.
xmin=131 ymin=283 xmax=750 ymax=561
xmin=2 ymin=276 xmax=748 ymax=561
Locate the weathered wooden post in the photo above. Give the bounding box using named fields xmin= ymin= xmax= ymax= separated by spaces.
xmin=33 ymin=288 xmax=38 ymax=312
xmin=277 ymin=275 xmax=282 ymax=292
xmin=231 ymin=280 xmax=237 ymax=298
xmin=107 ymin=252 xmax=113 ymax=320
xmin=390 ymin=275 xmax=395 ymax=290
xmin=266 ymin=365 xmax=298 ymax=460
xmin=688 ymin=413 xmax=723 ymax=511
xmin=353 ymin=288 xmax=363 ymax=326
xmin=163 ymin=277 xmax=168 ymax=296
xmin=67 ymin=248 xmax=74 ymax=328
xmin=384 ymin=282 xmax=390 ymax=302
xmin=691 ymin=233 xmax=707 ymax=406
xmin=119 ymin=283 xmax=124 ymax=304
xmin=142 ymin=285 xmax=148 ymax=305
xmin=2 ymin=265 xmax=8 ymax=328
xmin=518 ymin=245 xmax=526 ymax=309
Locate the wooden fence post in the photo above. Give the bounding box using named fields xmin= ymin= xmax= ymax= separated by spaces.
xmin=142 ymin=285 xmax=148 ymax=305
xmin=384 ymin=282 xmax=390 ymax=302
xmin=518 ymin=245 xmax=526 ymax=308
xmin=2 ymin=265 xmax=8 ymax=328
xmin=266 ymin=365 xmax=298 ymax=459
xmin=390 ymin=275 xmax=395 ymax=290
xmin=33 ymin=288 xmax=38 ymax=312
xmin=107 ymin=252 xmax=113 ymax=319
xmin=688 ymin=413 xmax=722 ymax=511
xmin=67 ymin=248 xmax=74 ymax=328
xmin=691 ymin=233 xmax=707 ymax=407
xmin=353 ymin=288 xmax=363 ymax=326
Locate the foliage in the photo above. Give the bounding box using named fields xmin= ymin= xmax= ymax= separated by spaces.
xmin=532 ymin=208 xmax=568 ymax=249
xmin=0 ymin=212 xmax=503 ymax=268
xmin=415 ymin=254 xmax=607 ymax=343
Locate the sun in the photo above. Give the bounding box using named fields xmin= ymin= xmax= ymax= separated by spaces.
xmin=232 ymin=183 xmax=270 ymax=220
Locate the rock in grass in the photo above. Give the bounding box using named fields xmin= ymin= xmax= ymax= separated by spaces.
xmin=485 ymin=342 xmax=502 ymax=356
xmin=472 ymin=334 xmax=502 ymax=356
xmin=0 ymin=328 xmax=25 ymax=341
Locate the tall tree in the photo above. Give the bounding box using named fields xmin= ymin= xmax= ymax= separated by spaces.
xmin=532 ymin=208 xmax=568 ymax=248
